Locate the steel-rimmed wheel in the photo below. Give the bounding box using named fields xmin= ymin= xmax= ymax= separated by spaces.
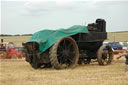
xmin=30 ymin=55 xmax=40 ymax=69
xmin=97 ymin=45 xmax=113 ymax=65
xmin=24 ymin=42 xmax=41 ymax=69
xmin=49 ymin=37 xmax=79 ymax=69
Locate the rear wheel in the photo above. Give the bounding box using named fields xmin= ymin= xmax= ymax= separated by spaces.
xmin=97 ymin=45 xmax=113 ymax=65
xmin=0 ymin=52 xmax=7 ymax=59
xmin=49 ymin=37 xmax=79 ymax=69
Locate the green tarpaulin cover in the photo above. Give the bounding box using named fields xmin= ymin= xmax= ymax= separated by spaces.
xmin=27 ymin=25 xmax=88 ymax=53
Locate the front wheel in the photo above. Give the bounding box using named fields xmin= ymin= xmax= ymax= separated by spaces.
xmin=30 ymin=55 xmax=42 ymax=69
xmin=49 ymin=37 xmax=79 ymax=69
xmin=97 ymin=45 xmax=113 ymax=65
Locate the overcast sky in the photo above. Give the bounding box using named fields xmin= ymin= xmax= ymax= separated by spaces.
xmin=1 ymin=0 xmax=128 ymax=34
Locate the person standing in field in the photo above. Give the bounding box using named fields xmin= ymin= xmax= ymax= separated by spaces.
xmin=117 ymin=52 xmax=128 ymax=72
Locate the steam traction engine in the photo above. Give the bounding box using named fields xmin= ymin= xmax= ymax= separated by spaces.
xmin=23 ymin=19 xmax=113 ymax=69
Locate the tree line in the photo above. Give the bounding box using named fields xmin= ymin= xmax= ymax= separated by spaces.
xmin=0 ymin=34 xmax=32 ymax=36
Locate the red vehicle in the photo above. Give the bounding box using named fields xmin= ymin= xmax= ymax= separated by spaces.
xmin=0 ymin=39 xmax=24 ymax=59
xmin=15 ymin=47 xmax=25 ymax=58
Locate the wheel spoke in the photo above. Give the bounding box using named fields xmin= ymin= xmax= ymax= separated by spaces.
xmin=58 ymin=45 xmax=64 ymax=51
xmin=57 ymin=50 xmax=63 ymax=54
xmin=67 ymin=43 xmax=73 ymax=49
xmin=58 ymin=56 xmax=64 ymax=64
xmin=69 ymin=51 xmax=75 ymax=56
xmin=67 ymin=58 xmax=73 ymax=63
xmin=63 ymin=40 xmax=67 ymax=49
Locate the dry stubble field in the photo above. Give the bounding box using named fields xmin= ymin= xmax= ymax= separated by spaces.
xmin=0 ymin=32 xmax=128 ymax=85
xmin=0 ymin=56 xmax=128 ymax=85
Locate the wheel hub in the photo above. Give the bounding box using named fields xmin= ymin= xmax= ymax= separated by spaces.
xmin=63 ymin=49 xmax=69 ymax=56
